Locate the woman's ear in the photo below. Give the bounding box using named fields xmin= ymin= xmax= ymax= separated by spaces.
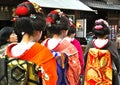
xmin=34 ymin=30 xmax=42 ymax=42
xmin=61 ymin=30 xmax=66 ymax=33
xmin=61 ymin=30 xmax=68 ymax=37
xmin=34 ymin=30 xmax=39 ymax=35
xmin=7 ymin=38 xmax=10 ymax=42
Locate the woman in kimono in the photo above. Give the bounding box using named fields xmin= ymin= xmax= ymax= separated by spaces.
xmin=65 ymin=23 xmax=84 ymax=75
xmin=42 ymin=9 xmax=81 ymax=85
xmin=6 ymin=2 xmax=58 ymax=85
xmin=84 ymin=19 xmax=120 ymax=85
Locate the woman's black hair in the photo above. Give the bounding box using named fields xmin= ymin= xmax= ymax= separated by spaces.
xmin=14 ymin=13 xmax=46 ymax=36
xmin=68 ymin=26 xmax=76 ymax=36
xmin=93 ymin=19 xmax=110 ymax=38
xmin=0 ymin=27 xmax=14 ymax=46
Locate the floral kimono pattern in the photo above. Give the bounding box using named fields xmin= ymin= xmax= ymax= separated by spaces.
xmin=84 ymin=48 xmax=112 ymax=85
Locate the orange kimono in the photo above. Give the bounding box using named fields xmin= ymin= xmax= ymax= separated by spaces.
xmin=84 ymin=48 xmax=112 ymax=85
xmin=6 ymin=43 xmax=58 ymax=85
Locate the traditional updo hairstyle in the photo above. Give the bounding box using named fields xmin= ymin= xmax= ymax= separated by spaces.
xmin=46 ymin=9 xmax=70 ymax=35
xmin=93 ymin=19 xmax=110 ymax=38
xmin=13 ymin=1 xmax=46 ymax=37
xmin=15 ymin=2 xmax=36 ymax=17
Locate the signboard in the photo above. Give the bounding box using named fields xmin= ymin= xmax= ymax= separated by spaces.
xmin=76 ymin=19 xmax=87 ymax=38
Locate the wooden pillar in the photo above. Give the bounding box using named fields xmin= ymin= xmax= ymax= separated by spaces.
xmin=74 ymin=10 xmax=80 ymax=22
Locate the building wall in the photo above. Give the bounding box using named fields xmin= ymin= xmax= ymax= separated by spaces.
xmin=0 ymin=0 xmax=27 ymax=28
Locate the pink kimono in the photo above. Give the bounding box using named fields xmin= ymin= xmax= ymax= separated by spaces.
xmin=71 ymin=38 xmax=84 ymax=75
xmin=43 ymin=38 xmax=81 ymax=85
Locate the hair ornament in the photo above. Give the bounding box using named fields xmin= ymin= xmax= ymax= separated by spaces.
xmin=95 ymin=19 xmax=109 ymax=27
xmin=32 ymin=2 xmax=42 ymax=13
xmin=46 ymin=17 xmax=54 ymax=24
xmin=46 ymin=9 xmax=66 ymax=26
xmin=50 ymin=10 xmax=58 ymax=15
xmin=30 ymin=14 xmax=36 ymax=19
xmin=103 ymin=20 xmax=109 ymax=27
xmin=47 ymin=23 xmax=51 ymax=27
xmin=56 ymin=20 xmax=61 ymax=24
xmin=94 ymin=25 xmax=103 ymax=30
xmin=95 ymin=19 xmax=104 ymax=24
xmin=58 ymin=11 xmax=63 ymax=17
xmin=15 ymin=6 xmax=29 ymax=16
xmin=68 ymin=18 xmax=76 ymax=28
xmin=24 ymin=1 xmax=30 ymax=4
xmin=21 ymin=32 xmax=25 ymax=35
xmin=13 ymin=17 xmax=17 ymax=22
xmin=50 ymin=9 xmax=63 ymax=17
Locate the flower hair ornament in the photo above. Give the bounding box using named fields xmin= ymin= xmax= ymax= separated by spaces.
xmin=94 ymin=25 xmax=103 ymax=30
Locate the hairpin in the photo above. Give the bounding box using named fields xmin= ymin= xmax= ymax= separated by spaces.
xmin=30 ymin=14 xmax=36 ymax=19
xmin=21 ymin=32 xmax=25 ymax=35
xmin=94 ymin=25 xmax=103 ymax=30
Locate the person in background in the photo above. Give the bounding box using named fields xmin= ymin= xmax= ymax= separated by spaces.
xmin=84 ymin=19 xmax=120 ymax=85
xmin=6 ymin=1 xmax=58 ymax=85
xmin=42 ymin=9 xmax=81 ymax=85
xmin=65 ymin=25 xmax=84 ymax=85
xmin=0 ymin=27 xmax=18 ymax=55
xmin=0 ymin=26 xmax=18 ymax=85
xmin=65 ymin=25 xmax=84 ymax=75
xmin=65 ymin=17 xmax=84 ymax=73
xmin=115 ymin=34 xmax=120 ymax=58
